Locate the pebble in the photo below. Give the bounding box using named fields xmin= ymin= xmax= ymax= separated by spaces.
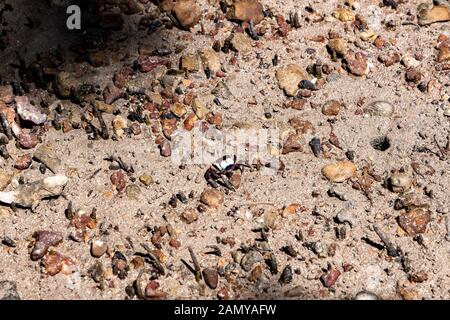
xmin=202 ymin=268 xmax=219 ymax=289
xmin=226 ymin=0 xmax=264 ymax=25
xmin=181 ymin=54 xmax=200 ymax=73
xmin=322 ymin=161 xmax=357 ymax=183
xmin=322 ymin=100 xmax=341 ymax=116
xmin=0 ymin=171 xmax=13 ymax=191
xmin=0 ymin=175 xmax=68 ymax=208
xmin=284 ymin=285 xmax=304 ymax=298
xmin=354 ymin=291 xmax=379 ymax=300
xmin=159 ymin=139 xmax=172 ymax=157
xmin=126 ymin=184 xmax=141 ymax=200
xmin=388 ymin=170 xmax=412 ymax=193
xmin=418 ymin=4 xmax=450 ymax=26
xmin=364 ymin=101 xmax=394 ymax=117
xmin=91 ymin=239 xmax=108 ymax=258
xmin=276 ymin=64 xmax=309 ymax=97
xmin=111 ymin=170 xmax=127 ymax=192
xmin=15 ymin=96 xmax=47 ymax=125
xmin=230 ymin=33 xmax=252 ymax=53
xmin=279 ymin=265 xmax=293 ymax=284
xmin=31 ymin=230 xmax=63 ymax=261
xmin=333 ymin=8 xmax=355 ymax=22
xmin=321 ymin=267 xmax=341 ymax=287
xmin=33 ymin=144 xmax=62 ymax=173
xmin=344 ymin=51 xmax=369 ymax=76
xmin=42 ymin=250 xmax=76 ymax=276
xmin=398 ymin=209 xmax=431 ymax=236
xmin=199 ymin=48 xmax=221 ymax=73
xmin=240 ymin=251 xmax=262 ymax=272
xmin=171 ymin=103 xmax=187 ymax=118
xmin=0 ymin=85 xmax=14 ymax=104
xmin=328 ymin=38 xmax=347 ymax=56
xmin=200 ymin=188 xmax=224 ymax=209
xmin=139 ymin=174 xmax=153 ymax=186
xmin=181 ymin=208 xmax=199 ymax=223
xmin=172 ymin=0 xmax=201 ymax=29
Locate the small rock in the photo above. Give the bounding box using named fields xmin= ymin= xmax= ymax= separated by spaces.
xmin=279 ymin=265 xmax=293 ymax=284
xmin=199 ymin=48 xmax=221 ymax=73
xmin=192 ymin=98 xmax=206 ymax=119
xmin=322 ymin=161 xmax=357 ymax=183
xmin=202 ymin=268 xmax=219 ymax=289
xmin=333 ymin=8 xmax=355 ymax=22
xmin=33 ymin=144 xmax=62 ymax=173
xmin=344 ymin=51 xmax=369 ymax=76
xmin=41 ymin=250 xmax=76 ymax=276
xmin=0 ymin=171 xmax=13 ymax=191
xmin=181 ymin=54 xmax=200 ymax=73
xmin=126 ymin=184 xmax=141 ymax=200
xmin=418 ymin=4 xmax=450 ymax=26
xmin=321 ymin=267 xmax=341 ymax=287
xmin=388 ymin=170 xmax=412 ymax=193
xmin=15 ymin=96 xmax=47 ymax=125
xmin=112 ymin=115 xmax=128 ymax=138
xmin=111 ymin=170 xmax=127 ymax=192
xmin=0 ymin=175 xmax=68 ymax=208
xmin=240 ymin=251 xmax=262 ymax=272
xmin=184 ymin=113 xmax=197 ymax=130
xmin=172 ymin=0 xmax=201 ymax=29
xmin=328 ymin=38 xmax=348 ymax=56
xmin=230 ymin=33 xmax=252 ymax=53
xmin=322 ymin=100 xmax=341 ymax=116
xmin=31 ymin=230 xmax=63 ymax=261
xmin=139 ymin=174 xmax=153 ymax=186
xmin=226 ymin=0 xmax=264 ymax=25
xmin=159 ymin=139 xmax=172 ymax=157
xmin=284 ymin=285 xmax=304 ymax=298
xmin=170 ymin=103 xmax=187 ymax=118
xmin=354 ymin=291 xmax=379 ymax=300
xmin=364 ymin=101 xmax=394 ymax=117
xmin=285 ymin=99 xmax=306 ymax=110
xmin=398 ymin=209 xmax=431 ymax=236
xmin=182 ymin=208 xmax=199 ymax=223
xmin=0 ymin=85 xmax=14 ymax=104
xmin=200 ymin=188 xmax=224 ymax=209
xmin=91 ymin=239 xmax=107 ymax=258
xmin=276 ymin=64 xmax=309 ymax=96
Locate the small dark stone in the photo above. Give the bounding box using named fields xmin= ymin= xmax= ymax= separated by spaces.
xmin=279 ymin=265 xmax=293 ymax=284
xmin=371 ymin=136 xmax=391 ymax=151
xmin=202 ymin=268 xmax=219 ymax=289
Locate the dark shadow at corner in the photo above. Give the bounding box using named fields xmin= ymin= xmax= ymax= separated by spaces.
xmin=0 ymin=0 xmax=171 ymax=84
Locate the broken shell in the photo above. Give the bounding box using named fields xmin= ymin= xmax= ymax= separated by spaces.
xmin=364 ymin=101 xmax=394 ymax=117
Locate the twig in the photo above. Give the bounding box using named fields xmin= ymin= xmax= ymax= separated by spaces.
xmin=373 ymin=225 xmax=399 ymax=257
xmin=188 ymin=246 xmax=202 ymax=281
xmin=141 ymin=243 xmax=165 ymax=275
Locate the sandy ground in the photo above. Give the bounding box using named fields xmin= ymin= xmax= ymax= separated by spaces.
xmin=0 ymin=0 xmax=449 ymax=300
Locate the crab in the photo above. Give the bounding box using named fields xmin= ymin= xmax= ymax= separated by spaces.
xmin=204 ymin=155 xmax=250 ymax=191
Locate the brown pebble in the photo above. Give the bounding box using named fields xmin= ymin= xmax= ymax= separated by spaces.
xmin=322 ymin=100 xmax=341 ymax=116
xmin=202 ymin=268 xmax=219 ymax=289
xmin=200 ymin=188 xmax=224 ymax=209
xmin=14 ymin=154 xmax=32 ymax=170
